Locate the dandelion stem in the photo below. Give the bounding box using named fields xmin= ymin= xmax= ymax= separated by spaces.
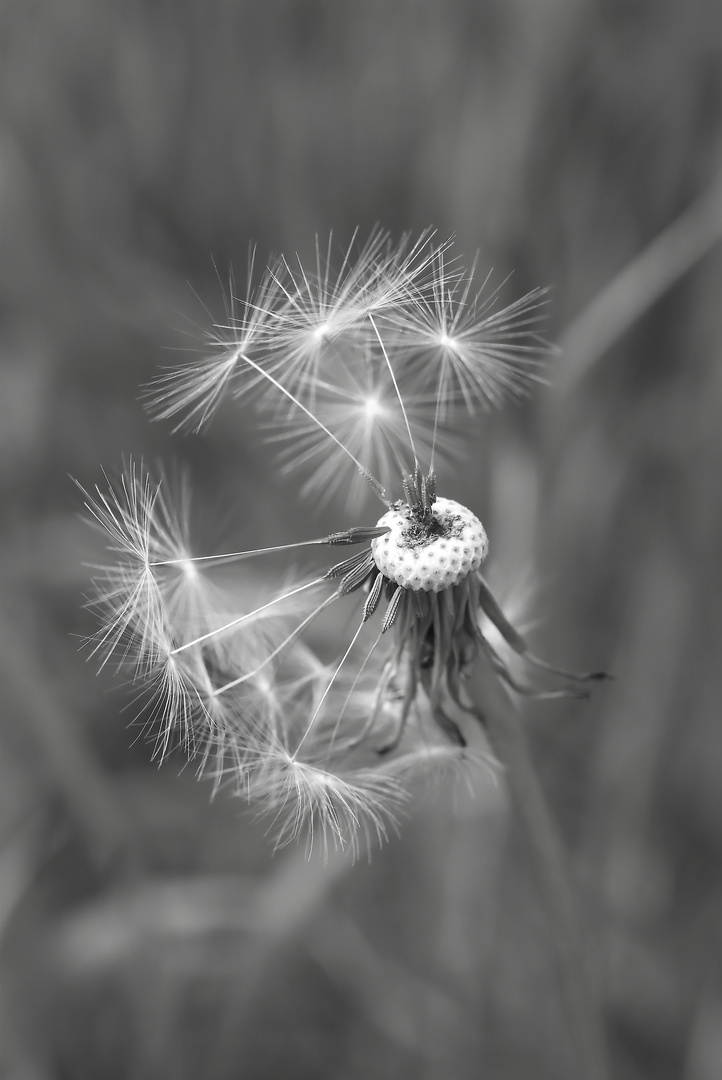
xmin=212 ymin=594 xmax=338 ymax=696
xmin=429 ymin=380 xmax=444 ymax=474
xmin=151 ymin=541 xmax=322 ymax=567
xmin=170 ymin=577 xmax=325 ymax=655
xmin=475 ymin=676 xmax=609 ymax=1080
xmin=367 ymin=313 xmax=418 ymax=470
xmin=236 ymin=351 xmax=387 ymax=503
xmin=293 ymin=618 xmax=367 ymax=757
xmin=151 ymin=527 xmax=388 ymax=568
xmin=336 ymin=629 xmax=385 ymax=735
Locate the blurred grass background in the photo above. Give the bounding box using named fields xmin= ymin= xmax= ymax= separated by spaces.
xmin=2 ymin=1 xmax=722 ymax=1077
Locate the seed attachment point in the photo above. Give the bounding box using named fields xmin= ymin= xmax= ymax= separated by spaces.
xmin=371 ymin=497 xmax=488 ymax=593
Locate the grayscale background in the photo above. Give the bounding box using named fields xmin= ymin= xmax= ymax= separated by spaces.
xmin=1 ymin=3 xmax=721 ymax=1078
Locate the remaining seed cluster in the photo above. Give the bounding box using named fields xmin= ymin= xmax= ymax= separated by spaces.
xmin=83 ymin=230 xmax=605 ymax=857
xmin=371 ymin=497 xmax=488 ymax=593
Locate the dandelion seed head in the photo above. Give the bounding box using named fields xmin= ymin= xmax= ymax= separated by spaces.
xmin=248 ymin=742 xmax=407 ymax=860
xmin=312 ymin=320 xmax=331 ymax=343
xmin=386 ymin=252 xmax=551 ymax=415
xmin=362 ymin=394 xmax=383 ymax=420
xmin=82 ymin=229 xmax=604 ymax=858
xmin=179 ymin=557 xmax=198 ymax=580
xmin=271 ymin=348 xmax=453 ymax=508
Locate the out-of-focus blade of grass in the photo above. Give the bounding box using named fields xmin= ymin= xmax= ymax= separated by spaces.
xmin=0 ymin=606 xmax=140 ymax=871
xmin=33 ymin=843 xmax=486 ymax=1075
xmin=471 ymin=663 xmax=610 ymax=1080
xmin=555 ymin=174 xmax=722 ymax=403
xmin=305 ymin=904 xmax=473 ymax=1057
xmin=26 ymin=849 xmax=356 ymax=1078
xmin=586 ymin=542 xmax=690 ymax=923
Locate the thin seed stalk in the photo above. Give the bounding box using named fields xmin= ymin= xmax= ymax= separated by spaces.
xmin=479 ymin=683 xmax=609 ymax=1080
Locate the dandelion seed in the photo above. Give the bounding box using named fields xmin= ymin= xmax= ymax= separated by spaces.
xmin=147 ymin=253 xmax=285 ymax=432
xmin=85 ymin=230 xmax=606 ymax=857
xmin=383 ymin=250 xmax=552 ymax=431
xmin=268 ymin=343 xmax=455 ymax=507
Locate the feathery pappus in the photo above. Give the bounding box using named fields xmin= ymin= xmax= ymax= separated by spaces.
xmin=83 ymin=229 xmax=607 ymax=858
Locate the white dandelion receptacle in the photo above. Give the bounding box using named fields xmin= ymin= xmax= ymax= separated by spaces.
xmin=371 ymin=497 xmax=488 ymax=593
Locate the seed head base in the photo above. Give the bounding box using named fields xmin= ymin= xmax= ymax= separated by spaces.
xmin=371 ymin=497 xmax=488 ymax=593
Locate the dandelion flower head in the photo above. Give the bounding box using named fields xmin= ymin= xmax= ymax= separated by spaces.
xmin=84 ymin=229 xmax=606 ymax=858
